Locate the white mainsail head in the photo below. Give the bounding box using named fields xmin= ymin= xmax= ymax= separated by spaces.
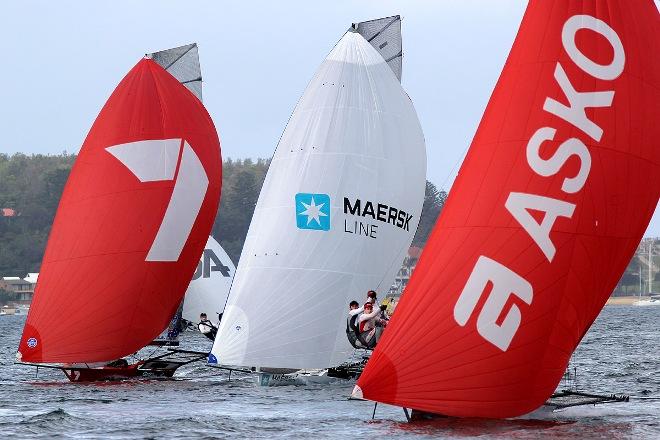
xmin=182 ymin=235 xmax=235 ymax=325
xmin=211 ymin=24 xmax=426 ymax=370
xmin=352 ymin=15 xmax=402 ymax=82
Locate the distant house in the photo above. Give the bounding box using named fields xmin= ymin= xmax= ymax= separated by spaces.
xmin=388 ymin=246 xmax=423 ymax=299
xmin=0 ymin=275 xmax=37 ymax=305
xmin=24 ymin=273 xmax=39 ymax=284
xmin=1 ymin=208 xmax=16 ymax=217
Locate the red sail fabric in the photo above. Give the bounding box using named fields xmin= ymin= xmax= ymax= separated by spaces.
xmin=17 ymin=59 xmax=221 ymax=363
xmin=356 ymin=0 xmax=659 ymax=418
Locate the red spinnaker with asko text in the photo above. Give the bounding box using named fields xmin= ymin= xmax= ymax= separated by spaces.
xmin=17 ymin=59 xmax=222 ymax=364
xmin=355 ymin=0 xmax=659 ymax=418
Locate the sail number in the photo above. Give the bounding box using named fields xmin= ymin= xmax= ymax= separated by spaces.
xmin=193 ymin=249 xmax=231 ymax=280
xmin=454 ymin=14 xmax=625 ymax=351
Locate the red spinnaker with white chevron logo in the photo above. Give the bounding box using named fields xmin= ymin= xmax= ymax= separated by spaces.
xmin=17 ymin=59 xmax=221 ymax=363
xmin=355 ymin=0 xmax=659 ymax=418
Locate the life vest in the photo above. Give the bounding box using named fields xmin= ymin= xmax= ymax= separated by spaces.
xmin=347 ymin=313 xmax=375 ymax=349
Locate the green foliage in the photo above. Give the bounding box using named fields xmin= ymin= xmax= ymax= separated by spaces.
xmin=3 ymin=151 xmax=652 ymax=298
xmin=0 ymin=288 xmax=14 ymax=306
xmin=0 ymin=153 xmax=75 ymax=276
xmin=617 ymin=271 xmax=638 ymax=294
xmin=0 ymin=153 xmax=448 ymax=273
xmin=213 ymin=158 xmax=270 ymax=263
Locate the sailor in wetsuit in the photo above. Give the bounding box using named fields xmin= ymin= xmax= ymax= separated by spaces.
xmin=198 ymin=313 xmax=218 ymax=341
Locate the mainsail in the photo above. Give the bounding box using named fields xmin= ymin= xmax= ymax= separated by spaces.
xmin=355 ymin=0 xmax=660 ymax=418
xmin=211 ymin=20 xmax=426 ymax=370
xmin=147 ymin=43 xmax=203 ymax=101
xmin=182 ymin=235 xmax=235 ymax=324
xmin=17 ymin=58 xmax=222 ymax=364
xmin=352 ymin=15 xmax=402 ymax=82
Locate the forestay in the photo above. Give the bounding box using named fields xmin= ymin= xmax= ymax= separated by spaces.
xmin=211 ymin=28 xmax=426 ymax=369
xmin=355 ymin=0 xmax=660 ymax=418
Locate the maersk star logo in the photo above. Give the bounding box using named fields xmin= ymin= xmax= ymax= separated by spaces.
xmin=295 ymin=193 xmax=330 ymax=231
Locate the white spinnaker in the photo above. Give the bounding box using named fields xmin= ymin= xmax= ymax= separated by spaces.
xmin=182 ymin=236 xmax=235 ymax=325
xmin=211 ymin=30 xmax=426 ymax=370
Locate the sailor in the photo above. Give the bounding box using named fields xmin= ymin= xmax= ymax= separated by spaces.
xmin=366 ymin=290 xmax=378 ymax=306
xmin=198 ymin=313 xmax=218 ymax=341
xmin=345 ymin=301 xmax=363 ymax=347
xmin=358 ymin=302 xmax=388 ymax=347
xmin=367 ymin=290 xmax=390 ymax=321
xmin=348 ymin=300 xmax=363 ymax=318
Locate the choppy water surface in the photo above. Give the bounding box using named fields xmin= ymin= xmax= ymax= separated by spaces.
xmin=1 ymin=306 xmax=658 ymax=439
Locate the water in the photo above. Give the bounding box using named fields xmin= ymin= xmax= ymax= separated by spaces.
xmin=1 ymin=306 xmax=658 ymax=439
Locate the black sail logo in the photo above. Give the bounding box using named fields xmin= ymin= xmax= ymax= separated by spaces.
xmin=343 ymin=197 xmax=413 ymax=239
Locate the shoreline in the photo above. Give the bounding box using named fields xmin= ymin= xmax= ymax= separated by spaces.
xmin=606 ymin=296 xmax=651 ymax=305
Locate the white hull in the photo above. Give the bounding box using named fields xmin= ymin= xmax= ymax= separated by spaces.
xmin=633 ymin=298 xmax=660 ymax=306
xmin=256 ymin=369 xmax=340 ymax=387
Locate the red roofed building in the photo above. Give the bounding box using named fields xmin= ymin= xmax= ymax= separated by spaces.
xmin=1 ymin=208 xmax=16 ymax=217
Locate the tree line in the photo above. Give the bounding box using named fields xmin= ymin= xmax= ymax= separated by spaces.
xmin=0 ymin=153 xmax=447 ymax=275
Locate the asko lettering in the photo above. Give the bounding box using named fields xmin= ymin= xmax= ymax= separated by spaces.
xmin=454 ymin=15 xmax=625 ymax=351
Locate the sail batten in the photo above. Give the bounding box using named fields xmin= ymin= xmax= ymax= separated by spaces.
xmin=357 ymin=0 xmax=660 ymax=418
xmin=211 ymin=24 xmax=426 ymax=370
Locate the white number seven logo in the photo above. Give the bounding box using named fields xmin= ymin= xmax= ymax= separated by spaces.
xmin=453 ymin=256 xmax=533 ymax=351
xmin=106 ymin=139 xmax=209 ymax=262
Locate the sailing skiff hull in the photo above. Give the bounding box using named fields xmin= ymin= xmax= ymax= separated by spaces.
xmin=60 ymin=360 xmax=182 ymax=382
xmin=61 ymin=363 xmax=146 ymax=382
xmin=256 ymin=370 xmax=336 ymax=387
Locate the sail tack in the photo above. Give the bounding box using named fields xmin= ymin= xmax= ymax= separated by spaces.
xmin=17 ymin=59 xmax=222 ymax=363
xmin=211 ymin=28 xmax=426 ymax=370
xmin=356 ymin=0 xmax=660 ymax=418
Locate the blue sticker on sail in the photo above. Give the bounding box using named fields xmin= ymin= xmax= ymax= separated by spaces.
xmin=27 ymin=338 xmax=37 ymax=348
xmin=295 ymin=193 xmax=330 ymax=231
xmin=208 ymin=353 xmax=218 ymax=364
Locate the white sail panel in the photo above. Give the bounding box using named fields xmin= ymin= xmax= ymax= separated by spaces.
xmin=353 ymin=15 xmax=402 ymax=82
xmin=182 ymin=236 xmax=235 ymax=325
xmin=211 ymin=30 xmax=426 ymax=369
xmin=147 ymin=43 xmax=203 ymax=101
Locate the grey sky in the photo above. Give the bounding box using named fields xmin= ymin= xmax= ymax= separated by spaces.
xmin=2 ymin=1 xmax=658 ymax=236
